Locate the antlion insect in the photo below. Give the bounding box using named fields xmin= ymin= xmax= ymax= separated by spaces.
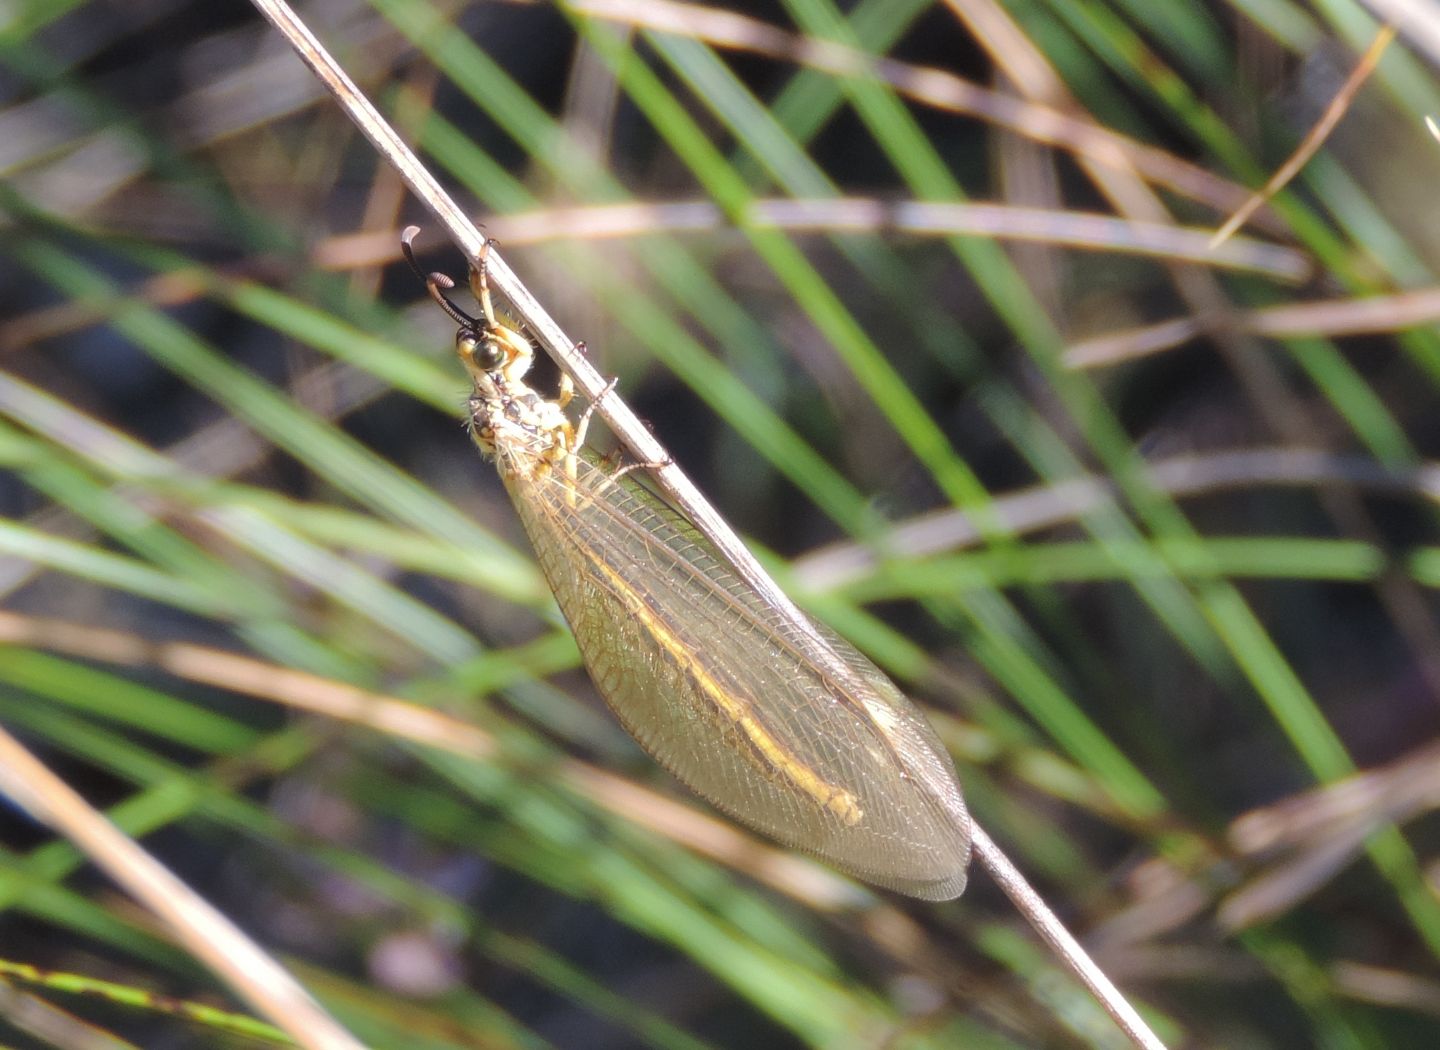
xmin=402 ymin=227 xmax=972 ymax=899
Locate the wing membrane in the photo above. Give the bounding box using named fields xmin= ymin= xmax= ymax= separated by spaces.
xmin=502 ymin=451 xmax=971 ymax=900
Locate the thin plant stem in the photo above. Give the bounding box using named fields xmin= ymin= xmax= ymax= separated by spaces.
xmin=247 ymin=1 xmax=1169 ymax=1045
xmin=0 ymin=723 xmax=365 ymax=1050
xmin=972 ymin=824 xmax=1165 ymax=1050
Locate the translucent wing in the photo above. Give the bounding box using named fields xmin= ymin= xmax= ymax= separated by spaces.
xmin=501 ymin=451 xmax=971 ymax=900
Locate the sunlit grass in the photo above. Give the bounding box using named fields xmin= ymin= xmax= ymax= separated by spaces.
xmin=2 ymin=1 xmax=1439 ymax=1047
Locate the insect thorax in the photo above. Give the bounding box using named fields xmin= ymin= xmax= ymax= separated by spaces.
xmin=468 ymin=383 xmax=572 ymax=473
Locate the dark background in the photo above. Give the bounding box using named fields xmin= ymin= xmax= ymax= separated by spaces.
xmin=3 ymin=0 xmax=1440 ymax=1046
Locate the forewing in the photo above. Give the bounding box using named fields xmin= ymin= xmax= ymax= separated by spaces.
xmin=502 ymin=453 xmax=970 ymax=899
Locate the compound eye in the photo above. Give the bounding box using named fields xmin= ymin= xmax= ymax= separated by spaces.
xmin=458 ymin=331 xmax=505 ymax=372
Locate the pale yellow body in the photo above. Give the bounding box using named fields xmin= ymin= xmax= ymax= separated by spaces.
xmin=428 ymin=240 xmax=971 ymax=899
